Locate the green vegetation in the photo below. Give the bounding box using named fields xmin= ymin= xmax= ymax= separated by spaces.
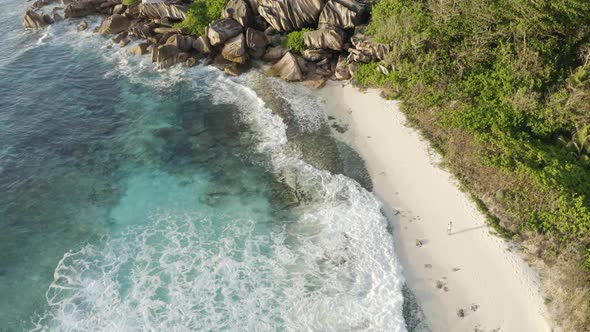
xmin=175 ymin=0 xmax=227 ymax=35
xmin=283 ymin=29 xmax=310 ymax=55
xmin=121 ymin=0 xmax=138 ymax=6
xmin=358 ymin=0 xmax=590 ymax=329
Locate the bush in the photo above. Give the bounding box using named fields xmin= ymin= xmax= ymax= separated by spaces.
xmin=121 ymin=0 xmax=138 ymax=6
xmin=282 ymin=29 xmax=310 ymax=54
xmin=175 ymin=0 xmax=227 ymax=35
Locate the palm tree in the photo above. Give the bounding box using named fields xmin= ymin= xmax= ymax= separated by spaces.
xmin=559 ymin=124 xmax=590 ymax=160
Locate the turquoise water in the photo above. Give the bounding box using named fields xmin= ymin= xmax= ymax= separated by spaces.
xmin=0 ymin=1 xmax=407 ymax=331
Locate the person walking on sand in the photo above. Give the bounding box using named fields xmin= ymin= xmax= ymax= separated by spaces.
xmin=447 ymin=221 xmax=453 ymax=235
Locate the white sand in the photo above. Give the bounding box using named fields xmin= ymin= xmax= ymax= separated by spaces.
xmin=321 ymin=81 xmax=552 ymax=332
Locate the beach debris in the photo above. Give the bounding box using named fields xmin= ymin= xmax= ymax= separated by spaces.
xmin=457 ymin=308 xmax=465 ymax=318
xmin=443 ymin=286 xmax=449 ymax=292
xmin=435 ymin=280 xmax=444 ymax=289
xmin=471 ymin=303 xmax=479 ymax=312
xmin=415 ymin=239 xmax=423 ymax=247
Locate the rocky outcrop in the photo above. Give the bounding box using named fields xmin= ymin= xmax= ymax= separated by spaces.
xmin=64 ymin=0 xmax=118 ymax=18
xmin=128 ymin=42 xmax=150 ymax=55
xmin=152 ymin=44 xmax=180 ymax=69
xmin=262 ymin=46 xmax=288 ymax=62
xmin=165 ymin=34 xmax=193 ymax=52
xmin=78 ymin=20 xmax=88 ymax=31
xmin=268 ymin=52 xmax=303 ymax=81
xmin=304 ymin=28 xmax=344 ymax=51
xmin=222 ymin=34 xmax=248 ymax=63
xmin=222 ymin=0 xmax=252 ymax=27
xmin=98 ymin=14 xmax=130 ymax=35
xmin=334 ymin=55 xmax=350 ymax=80
xmin=129 ymin=22 xmax=156 ymax=38
xmin=256 ymin=0 xmax=326 ymax=32
xmin=245 ymin=28 xmax=269 ymax=58
xmin=348 ymin=26 xmax=391 ymax=62
xmin=139 ymin=2 xmax=186 ymax=21
xmin=318 ymin=0 xmax=366 ymax=29
xmin=22 ymin=9 xmax=46 ymax=29
xmin=207 ymin=18 xmax=243 ymax=46
xmin=192 ymin=36 xmax=212 ymax=54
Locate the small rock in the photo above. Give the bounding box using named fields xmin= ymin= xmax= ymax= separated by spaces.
xmin=457 ymin=309 xmax=465 ymax=318
xmin=128 ymin=42 xmax=149 ymax=55
xmin=303 ymin=73 xmax=326 ymax=89
xmin=22 ymin=9 xmax=46 ymax=29
xmin=435 ymin=280 xmax=444 ymax=289
xmin=119 ymin=38 xmax=130 ymax=47
xmin=377 ymin=64 xmax=389 ymax=75
xmin=112 ymin=31 xmax=128 ymax=44
xmin=42 ymin=13 xmax=55 ymax=24
xmin=51 ymin=12 xmax=64 ymax=21
xmin=268 ymin=52 xmax=303 ymax=81
xmin=185 ymin=57 xmax=198 ymax=67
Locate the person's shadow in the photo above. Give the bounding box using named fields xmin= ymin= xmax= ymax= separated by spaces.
xmin=449 ymin=225 xmax=486 ymax=235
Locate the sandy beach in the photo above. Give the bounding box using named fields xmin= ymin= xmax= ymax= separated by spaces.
xmin=322 ymin=81 xmax=552 ymax=332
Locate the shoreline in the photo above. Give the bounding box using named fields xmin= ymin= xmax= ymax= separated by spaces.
xmin=321 ymin=80 xmax=552 ymax=332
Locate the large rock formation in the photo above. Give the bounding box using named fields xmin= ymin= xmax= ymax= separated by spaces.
xmin=128 ymin=42 xmax=150 ymax=55
xmin=192 ymin=36 xmax=212 ymax=54
xmin=304 ymin=28 xmax=344 ymax=51
xmin=268 ymin=52 xmax=303 ymax=81
xmin=22 ymin=9 xmax=46 ymax=29
xmin=98 ymin=14 xmax=131 ymax=35
xmin=318 ymin=0 xmax=366 ymax=29
xmin=129 ymin=21 xmax=156 ymax=38
xmin=222 ymin=0 xmax=252 ymax=27
xmin=245 ymin=28 xmax=269 ymax=58
xmin=165 ymin=34 xmax=193 ymax=52
xmin=207 ymin=18 xmax=243 ymax=46
xmin=222 ymin=34 xmax=248 ymax=63
xmin=152 ymin=44 xmax=180 ymax=69
xmin=256 ymin=0 xmax=326 ymax=32
xmin=139 ymin=2 xmax=186 ymax=21
xmin=64 ymin=0 xmax=118 ymax=18
xmin=348 ymin=27 xmax=391 ymax=62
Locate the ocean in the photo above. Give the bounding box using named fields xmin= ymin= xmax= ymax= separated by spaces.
xmin=0 ymin=1 xmax=408 ymax=330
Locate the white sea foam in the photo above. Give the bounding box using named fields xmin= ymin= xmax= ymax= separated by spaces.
xmin=30 ymin=26 xmax=408 ymax=331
